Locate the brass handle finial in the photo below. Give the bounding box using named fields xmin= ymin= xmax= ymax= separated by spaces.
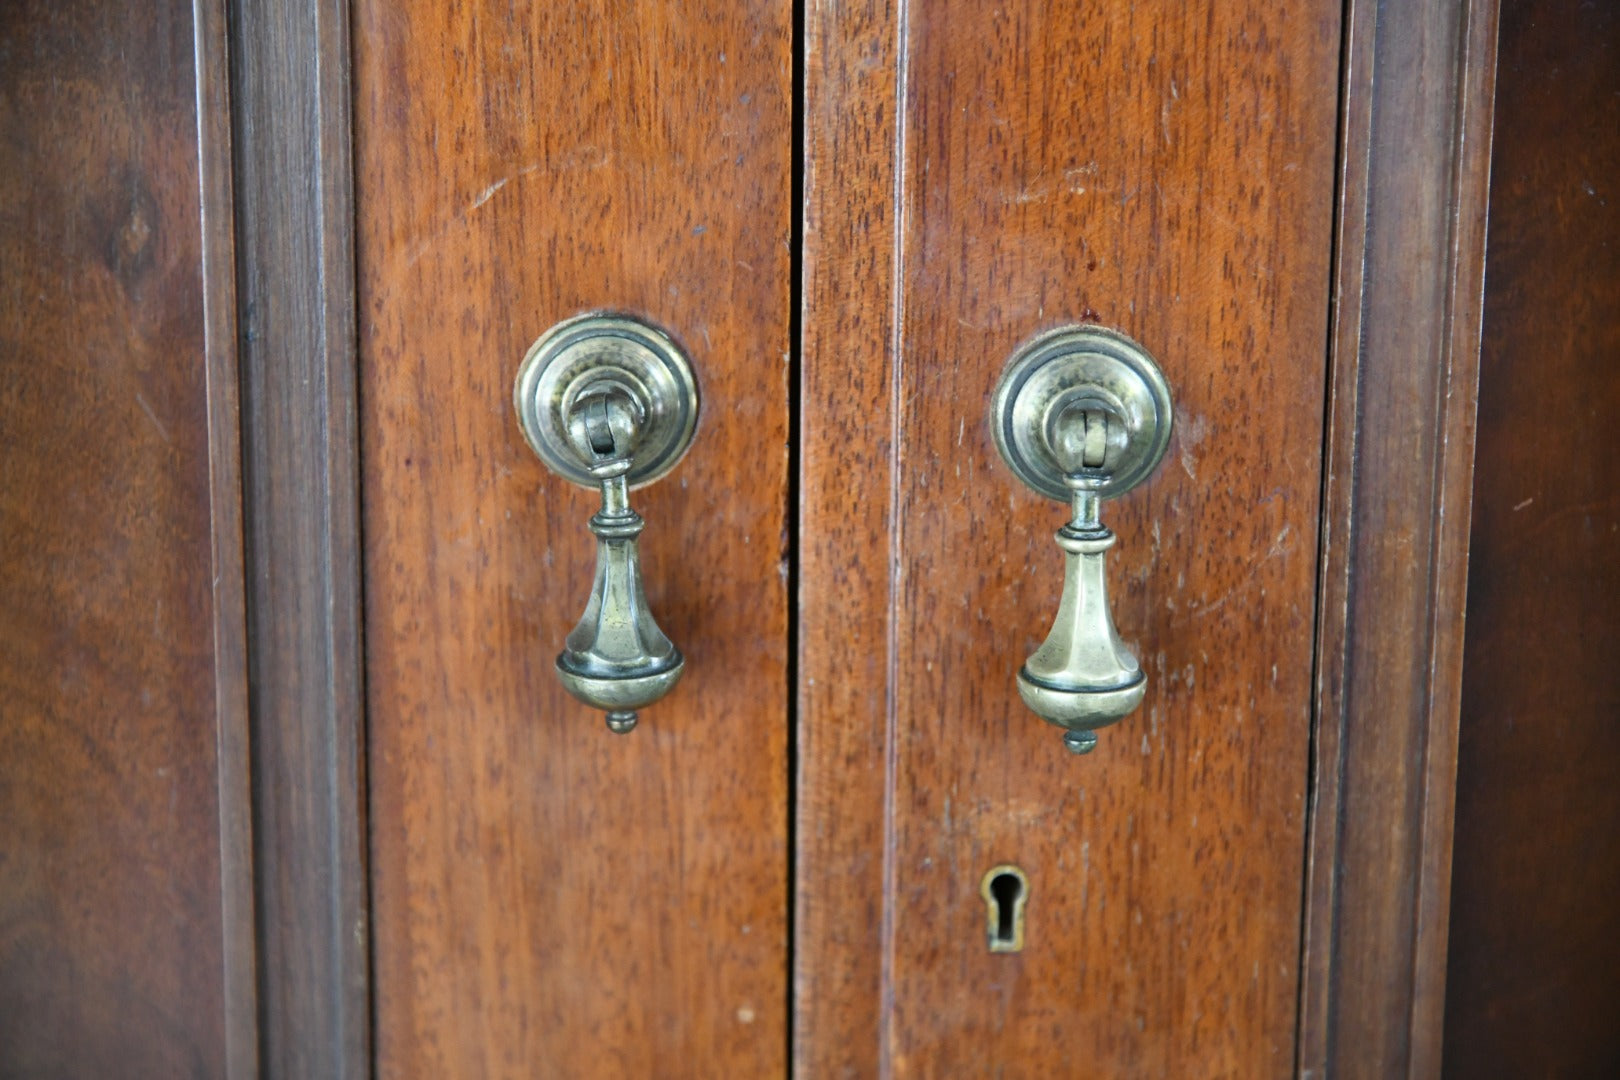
xmin=990 ymin=325 xmax=1173 ymax=753
xmin=514 ymin=313 xmax=700 ymax=733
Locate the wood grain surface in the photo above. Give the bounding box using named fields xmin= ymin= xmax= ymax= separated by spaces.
xmin=793 ymin=0 xmax=904 ymax=1074
xmin=0 ymin=0 xmax=254 ymax=1074
xmin=1300 ymin=0 xmax=1498 ymax=1074
xmin=354 ymin=2 xmax=794 ymax=1075
xmin=229 ymin=0 xmax=370 ymax=1072
xmin=798 ymin=1 xmax=1342 ymax=1074
xmin=1442 ymin=0 xmax=1620 ymax=1074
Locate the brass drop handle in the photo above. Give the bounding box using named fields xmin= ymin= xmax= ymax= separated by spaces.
xmin=514 ymin=313 xmax=700 ymax=733
xmin=990 ymin=326 xmax=1173 ymax=753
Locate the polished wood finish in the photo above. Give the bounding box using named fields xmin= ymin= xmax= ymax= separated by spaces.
xmin=354 ymin=2 xmax=794 ymax=1074
xmin=793 ymin=0 xmax=903 ymax=1074
xmin=1 ymin=0 xmax=1528 ymax=1070
xmin=228 ymin=0 xmax=370 ymax=1073
xmin=1300 ymin=0 xmax=1498 ymax=1075
xmin=799 ymin=1 xmax=1343 ymax=1073
xmin=0 ymin=0 xmax=255 ymax=1074
xmin=198 ymin=0 xmax=259 ymax=1069
xmin=1442 ymin=1 xmax=1620 ymax=1074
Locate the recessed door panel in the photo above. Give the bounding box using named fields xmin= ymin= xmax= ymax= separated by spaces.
xmin=354 ymin=3 xmax=793 ymax=1074
xmin=799 ymin=2 xmax=1342 ymax=1074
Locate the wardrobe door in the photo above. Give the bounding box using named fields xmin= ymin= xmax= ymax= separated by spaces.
xmin=797 ymin=2 xmax=1343 ymax=1074
xmin=352 ymin=3 xmax=794 ymax=1075
xmin=0 ymin=1 xmax=251 ymax=1075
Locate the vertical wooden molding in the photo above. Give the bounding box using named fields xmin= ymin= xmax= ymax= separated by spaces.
xmin=1300 ymin=0 xmax=1499 ymax=1075
xmin=228 ymin=0 xmax=368 ymax=1074
xmin=793 ymin=0 xmax=906 ymax=1075
xmin=195 ymin=0 xmax=258 ymax=1074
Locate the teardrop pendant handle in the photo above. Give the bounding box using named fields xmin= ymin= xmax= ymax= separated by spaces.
xmin=514 ymin=313 xmax=699 ymax=733
xmin=990 ymin=325 xmax=1173 ymax=753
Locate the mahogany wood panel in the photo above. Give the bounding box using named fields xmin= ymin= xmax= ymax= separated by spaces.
xmin=1300 ymin=0 xmax=1498 ymax=1074
xmin=794 ymin=0 xmax=903 ymax=1074
xmin=1442 ymin=0 xmax=1620 ymax=1074
xmin=229 ymin=0 xmax=369 ymax=1072
xmin=800 ymin=1 xmax=1342 ymax=1074
xmin=0 ymin=0 xmax=254 ymax=1074
xmin=354 ymin=2 xmax=793 ymax=1075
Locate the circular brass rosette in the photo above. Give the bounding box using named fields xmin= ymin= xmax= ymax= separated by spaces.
xmin=990 ymin=324 xmax=1173 ymax=503
xmin=514 ymin=312 xmax=700 ymax=490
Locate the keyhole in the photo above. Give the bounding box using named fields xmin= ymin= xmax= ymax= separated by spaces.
xmin=980 ymin=865 xmax=1029 ymax=953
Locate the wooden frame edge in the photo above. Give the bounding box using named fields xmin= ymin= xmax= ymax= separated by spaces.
xmin=1299 ymin=0 xmax=1500 ymax=1075
xmin=228 ymin=0 xmax=369 ymax=1074
xmin=1408 ymin=2 xmax=1500 ymax=1068
xmin=791 ymin=0 xmax=907 ymax=1074
xmin=195 ymin=0 xmax=258 ymax=1074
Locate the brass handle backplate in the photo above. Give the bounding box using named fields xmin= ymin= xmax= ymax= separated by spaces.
xmin=990 ymin=325 xmax=1173 ymax=753
xmin=514 ymin=312 xmax=699 ymax=733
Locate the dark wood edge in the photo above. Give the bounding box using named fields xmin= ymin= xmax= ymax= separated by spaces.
xmin=1406 ymin=5 xmax=1499 ymax=1069
xmin=1299 ymin=0 xmax=1500 ymax=1075
xmin=228 ymin=0 xmax=369 ymax=1075
xmin=194 ymin=0 xmax=258 ymax=1074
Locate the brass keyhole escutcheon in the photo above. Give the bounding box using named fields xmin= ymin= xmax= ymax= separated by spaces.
xmin=981 ymin=865 xmax=1029 ymax=953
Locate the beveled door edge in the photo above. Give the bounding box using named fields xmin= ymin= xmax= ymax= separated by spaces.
xmin=195 ymin=0 xmax=257 ymax=1074
xmin=1299 ymin=0 xmax=1500 ymax=1075
xmin=229 ymin=0 xmax=370 ymax=1075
